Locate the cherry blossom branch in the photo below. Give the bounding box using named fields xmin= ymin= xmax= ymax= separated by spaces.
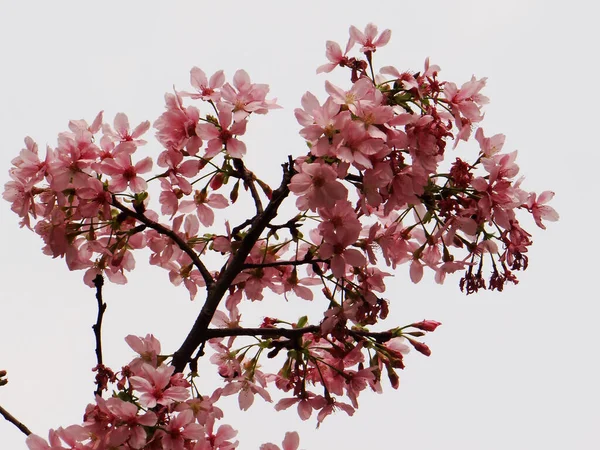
xmin=202 ymin=325 xmax=396 ymax=343
xmin=242 ymin=258 xmax=326 ymax=269
xmin=111 ymin=197 xmax=215 ymax=289
xmin=0 ymin=404 xmax=32 ymax=436
xmin=91 ymin=275 xmax=107 ymax=396
xmin=172 ymin=158 xmax=296 ymax=372
xmin=92 ymin=275 xmax=107 ymax=368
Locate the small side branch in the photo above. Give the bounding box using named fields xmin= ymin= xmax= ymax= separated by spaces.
xmin=111 ymin=197 xmax=214 ymax=290
xmin=0 ymin=404 xmax=32 ymax=436
xmin=233 ymin=158 xmax=264 ymax=214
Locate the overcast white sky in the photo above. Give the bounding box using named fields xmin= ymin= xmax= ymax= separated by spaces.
xmin=1 ymin=1 xmax=598 ymax=449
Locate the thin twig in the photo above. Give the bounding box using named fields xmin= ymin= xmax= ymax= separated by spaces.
xmin=233 ymin=158 xmax=264 ymax=214
xmin=0 ymin=404 xmax=32 ymax=436
xmin=231 ymin=218 xmax=253 ymax=240
xmin=111 ymin=197 xmax=214 ymax=290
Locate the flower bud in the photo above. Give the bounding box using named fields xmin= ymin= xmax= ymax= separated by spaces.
xmin=210 ymin=173 xmax=225 ymax=190
xmin=411 ymin=320 xmax=442 ymax=332
xmin=406 ymin=338 xmax=431 ymax=356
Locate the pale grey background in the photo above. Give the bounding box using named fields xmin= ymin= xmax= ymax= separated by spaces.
xmin=1 ymin=1 xmax=597 ymax=448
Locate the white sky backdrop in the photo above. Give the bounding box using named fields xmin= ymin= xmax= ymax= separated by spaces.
xmin=0 ymin=1 xmax=598 ymax=448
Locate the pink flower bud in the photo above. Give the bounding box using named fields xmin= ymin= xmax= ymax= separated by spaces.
xmin=411 ymin=320 xmax=442 ymax=332
xmin=407 ymin=338 xmax=431 ymax=356
xmin=210 ymin=173 xmax=225 ymax=190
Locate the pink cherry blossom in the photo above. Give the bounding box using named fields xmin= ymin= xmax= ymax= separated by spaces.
xmin=475 ymin=127 xmax=505 ymax=157
xmin=125 ymin=334 xmax=161 ymax=372
xmin=76 ymin=177 xmax=111 ymax=219
xmin=525 ymin=191 xmax=559 ymax=230
xmin=316 ymin=398 xmax=355 ymax=427
xmin=103 ymin=112 xmax=151 ymax=145
xmin=275 ymin=392 xmax=327 ymax=421
xmin=288 ymin=161 xmax=348 ymax=211
xmin=317 ymin=40 xmax=349 ymax=74
xmin=154 ymin=92 xmax=203 ymax=153
xmin=193 ymin=416 xmax=238 ymax=450
xmin=348 ymin=23 xmax=392 ymax=53
xmin=221 ymin=371 xmax=272 ymax=411
xmin=100 ymin=152 xmax=153 ymax=192
xmin=195 ymin=103 xmax=248 ymax=158
xmin=129 ymin=364 xmax=190 ymax=408
xmin=180 ymin=191 xmax=228 ymax=227
xmin=185 ymin=67 xmax=226 ymax=102
xmin=260 ymin=432 xmax=300 ymax=450
xmin=10 ymin=137 xmax=51 ymax=184
xmin=220 ymin=69 xmax=280 ymax=122
xmin=156 ymin=409 xmax=204 ymax=450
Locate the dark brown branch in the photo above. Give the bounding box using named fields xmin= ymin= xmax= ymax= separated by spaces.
xmin=111 ymin=197 xmax=214 ymax=290
xmin=0 ymin=404 xmax=32 ymax=436
xmin=92 ymin=275 xmax=107 ymax=396
xmin=242 ymin=258 xmax=326 ymax=269
xmin=172 ymin=158 xmax=296 ymax=372
xmin=92 ymin=275 xmax=106 ymax=367
xmin=202 ymin=325 xmax=396 ymax=343
xmin=344 ymin=173 xmax=363 ymax=183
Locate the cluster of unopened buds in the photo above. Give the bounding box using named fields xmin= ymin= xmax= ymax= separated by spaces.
xmin=4 ymin=22 xmax=557 ymax=449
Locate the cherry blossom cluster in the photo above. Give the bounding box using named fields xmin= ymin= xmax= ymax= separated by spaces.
xmin=3 ymin=22 xmax=557 ymax=449
xmin=287 ymin=24 xmax=558 ymax=297
xmin=24 ymin=320 xmax=437 ymax=449
xmin=25 ymin=334 xmax=299 ymax=450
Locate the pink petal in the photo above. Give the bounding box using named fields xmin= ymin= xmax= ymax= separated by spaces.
xmin=226 ymin=138 xmax=246 ymax=158
xmin=134 ymin=156 xmax=153 ymax=173
xmin=538 ymin=190 xmax=555 ymax=204
xmin=131 ymin=121 xmax=151 ymax=139
xmin=114 ymin=113 xmax=130 ymax=136
xmin=282 ymin=432 xmax=300 ymax=450
xmin=238 ymin=389 xmax=254 ymax=410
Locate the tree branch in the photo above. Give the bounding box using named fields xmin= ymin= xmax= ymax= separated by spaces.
xmin=0 ymin=404 xmax=32 ymax=437
xmin=92 ymin=275 xmax=107 ymax=397
xmin=242 ymin=258 xmax=326 ymax=269
xmin=172 ymin=158 xmax=296 ymax=372
xmin=111 ymin=197 xmax=214 ymax=290
xmin=202 ymin=325 xmax=396 ymax=342
xmin=92 ymin=275 xmax=106 ymax=367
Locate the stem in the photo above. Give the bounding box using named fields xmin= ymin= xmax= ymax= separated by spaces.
xmin=233 ymin=158 xmax=264 ymax=214
xmin=0 ymin=404 xmax=32 ymax=436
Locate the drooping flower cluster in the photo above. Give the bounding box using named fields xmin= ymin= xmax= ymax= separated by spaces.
xmin=4 ymin=23 xmax=557 ymax=449
xmin=26 ymin=335 xmax=242 ymax=450
xmin=24 ymin=321 xmax=436 ymax=449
